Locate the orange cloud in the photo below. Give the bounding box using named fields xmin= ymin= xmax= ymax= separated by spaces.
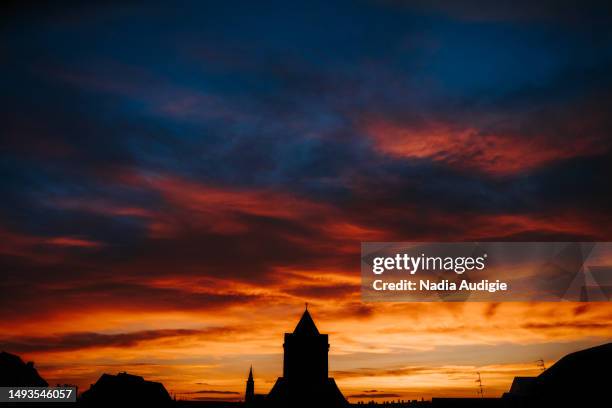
xmin=50 ymin=198 xmax=154 ymax=218
xmin=0 ymin=227 xmax=101 ymax=259
xmin=364 ymin=120 xmax=603 ymax=175
xmin=44 ymin=236 xmax=102 ymax=248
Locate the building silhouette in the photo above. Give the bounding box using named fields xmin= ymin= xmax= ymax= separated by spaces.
xmin=0 ymin=351 xmax=48 ymax=387
xmin=266 ymin=307 xmax=348 ymax=407
xmin=503 ymin=342 xmax=611 ymax=406
xmin=80 ymin=372 xmax=172 ymax=406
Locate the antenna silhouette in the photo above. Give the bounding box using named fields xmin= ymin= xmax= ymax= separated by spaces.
xmin=476 ymin=372 xmax=484 ymax=398
xmin=536 ymin=359 xmax=546 ymax=372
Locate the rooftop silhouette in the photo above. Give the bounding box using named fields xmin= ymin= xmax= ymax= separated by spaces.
xmin=503 ymin=341 xmax=611 ymax=406
xmin=293 ymin=308 xmax=320 ymax=336
xmin=0 ymin=351 xmax=48 ymax=387
xmin=80 ymin=372 xmax=172 ymax=406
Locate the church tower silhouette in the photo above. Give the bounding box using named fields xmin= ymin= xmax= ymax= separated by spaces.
xmin=267 ymin=306 xmax=348 ymax=407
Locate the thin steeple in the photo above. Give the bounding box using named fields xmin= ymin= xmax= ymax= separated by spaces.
xmin=245 ymin=365 xmax=255 ymax=403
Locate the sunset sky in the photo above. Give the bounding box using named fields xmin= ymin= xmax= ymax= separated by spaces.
xmin=1 ymin=0 xmax=612 ymax=402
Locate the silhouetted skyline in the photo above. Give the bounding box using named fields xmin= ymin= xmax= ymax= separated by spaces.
xmin=2 ymin=314 xmax=610 ymax=406
xmin=1 ymin=0 xmax=612 ymax=402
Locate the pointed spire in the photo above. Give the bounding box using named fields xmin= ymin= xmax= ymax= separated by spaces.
xmin=293 ymin=306 xmax=320 ymax=335
xmin=245 ymin=365 xmax=254 ymax=404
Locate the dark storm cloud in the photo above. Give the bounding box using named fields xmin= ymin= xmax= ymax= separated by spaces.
xmin=383 ymin=0 xmax=612 ymax=23
xmin=0 ymin=327 xmax=238 ymax=353
xmin=522 ymin=321 xmax=612 ymax=330
xmin=286 ymin=283 xmax=359 ymax=300
xmin=185 ymin=390 xmax=240 ymax=395
xmin=0 ymin=278 xmax=267 ymax=321
xmin=348 ymin=393 xmax=401 ymax=399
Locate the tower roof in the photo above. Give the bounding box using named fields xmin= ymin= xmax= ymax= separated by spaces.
xmin=293 ymin=308 xmax=320 ymax=335
xmin=248 ymin=366 xmax=253 ymax=381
